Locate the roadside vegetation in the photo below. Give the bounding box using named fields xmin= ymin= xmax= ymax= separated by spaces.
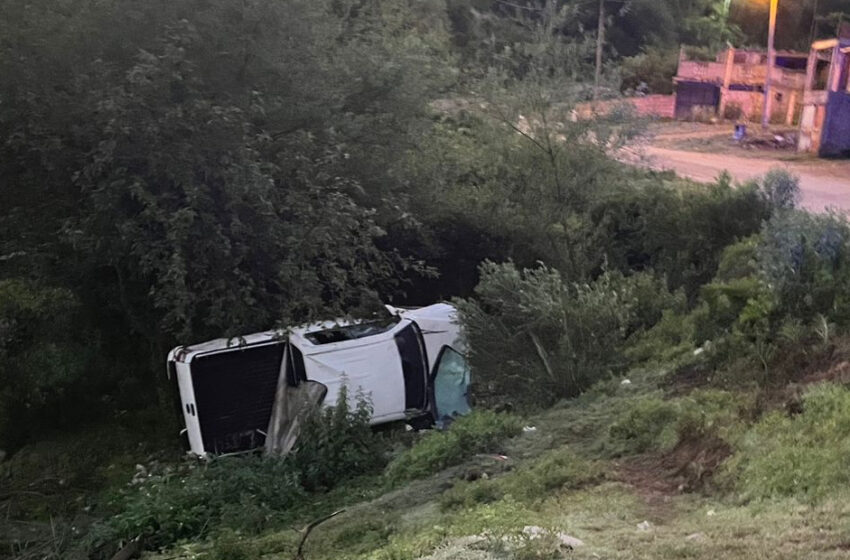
xmin=4 ymin=0 xmax=850 ymax=559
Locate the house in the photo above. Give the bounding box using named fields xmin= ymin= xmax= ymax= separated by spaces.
xmin=674 ymin=47 xmax=808 ymax=122
xmin=167 ymin=303 xmax=471 ymax=457
xmin=797 ymin=38 xmax=850 ymax=157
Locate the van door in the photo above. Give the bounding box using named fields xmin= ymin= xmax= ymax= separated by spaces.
xmin=431 ymin=346 xmax=471 ymax=427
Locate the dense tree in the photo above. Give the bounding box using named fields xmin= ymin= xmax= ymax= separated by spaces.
xmin=0 ymin=0 xmax=451 ymax=448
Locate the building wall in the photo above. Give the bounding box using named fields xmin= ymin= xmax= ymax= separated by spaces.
xmin=721 ymin=87 xmax=798 ymax=123
xmin=722 ymin=90 xmax=763 ymax=120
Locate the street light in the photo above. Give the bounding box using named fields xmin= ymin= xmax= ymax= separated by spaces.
xmin=762 ymin=0 xmax=779 ymax=130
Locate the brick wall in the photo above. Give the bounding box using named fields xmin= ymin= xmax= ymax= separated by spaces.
xmin=574 ymin=95 xmax=675 ymax=120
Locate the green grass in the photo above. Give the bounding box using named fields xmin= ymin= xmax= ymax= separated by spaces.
xmin=133 ymin=371 xmax=850 ymax=560
xmin=22 ymin=363 xmax=850 ymax=560
xmin=385 ymin=411 xmax=523 ymax=483
xmin=607 ymin=388 xmax=753 ymax=456
xmin=725 ymin=383 xmax=850 ymax=501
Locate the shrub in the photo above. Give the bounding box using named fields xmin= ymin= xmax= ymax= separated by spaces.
xmin=759 ymin=168 xmax=800 ymax=212
xmin=457 ymin=262 xmax=665 ymax=405
xmin=693 ymin=276 xmax=768 ymax=344
xmin=757 ymin=210 xmax=850 ymax=325
xmin=728 ymin=383 xmax=850 ymax=501
xmin=289 ymin=386 xmax=387 ymax=492
xmin=723 ymin=102 xmax=743 ymax=121
xmin=99 ymin=456 xmax=305 ymax=550
xmin=589 ymin=178 xmax=770 ymax=301
xmin=714 ymin=235 xmax=760 ymax=283
xmin=385 ymin=411 xmax=522 ymax=483
xmin=208 ymin=530 xmax=257 ymax=560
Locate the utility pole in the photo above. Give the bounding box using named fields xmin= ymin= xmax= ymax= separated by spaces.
xmin=809 ymin=0 xmax=819 ymax=45
xmin=594 ymin=0 xmax=604 ymax=100
xmin=761 ymin=0 xmax=778 ymax=130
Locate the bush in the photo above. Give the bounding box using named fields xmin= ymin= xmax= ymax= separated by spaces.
xmin=385 ymin=411 xmax=522 ymax=483
xmin=728 ymin=383 xmax=850 ymax=501
xmin=208 ymin=530 xmax=258 ymax=560
xmin=95 ymin=389 xmax=387 ymax=550
xmin=723 ymin=102 xmax=743 ymax=121
xmin=759 ymin=168 xmax=800 ymax=213
xmin=98 ymin=456 xmax=305 ymax=550
xmin=757 ymin=210 xmax=850 ymax=325
xmin=458 ymin=262 xmax=668 ymax=405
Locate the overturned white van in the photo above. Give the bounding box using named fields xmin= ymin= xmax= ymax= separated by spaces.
xmin=167 ymin=303 xmax=470 ymax=457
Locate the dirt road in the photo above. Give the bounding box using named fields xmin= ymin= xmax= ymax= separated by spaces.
xmin=641 ymin=146 xmax=850 ymax=212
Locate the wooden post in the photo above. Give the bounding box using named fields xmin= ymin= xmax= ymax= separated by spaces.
xmin=718 ymin=47 xmax=735 ymax=118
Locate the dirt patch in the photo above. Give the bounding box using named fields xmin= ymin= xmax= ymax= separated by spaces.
xmin=662 ymin=363 xmax=713 ymax=396
xmin=753 ymin=339 xmax=850 ymax=416
xmin=615 ymin=436 xmax=732 ymax=503
xmin=798 ymin=359 xmax=850 ymax=386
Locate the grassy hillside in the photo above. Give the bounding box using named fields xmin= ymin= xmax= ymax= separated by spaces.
xmin=131 ymin=348 xmax=850 ymax=560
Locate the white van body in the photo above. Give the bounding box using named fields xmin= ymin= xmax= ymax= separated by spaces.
xmin=167 ymin=303 xmax=469 ymax=457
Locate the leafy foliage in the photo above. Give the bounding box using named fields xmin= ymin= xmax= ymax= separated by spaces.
xmin=289 ymin=387 xmax=387 ymax=492
xmin=0 ymin=0 xmax=447 ymax=443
